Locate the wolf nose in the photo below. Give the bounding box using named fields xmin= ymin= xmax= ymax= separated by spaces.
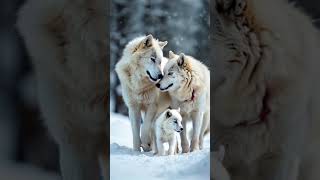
xmin=156 ymin=83 xmax=160 ymax=88
xmin=158 ymin=74 xmax=163 ymax=79
xmin=180 ymin=127 xmax=183 ymax=131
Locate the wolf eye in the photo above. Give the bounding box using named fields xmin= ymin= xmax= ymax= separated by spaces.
xmin=168 ymin=72 xmax=173 ymax=76
xmin=151 ymin=57 xmax=156 ymax=63
xmin=174 ymin=119 xmax=177 ymax=124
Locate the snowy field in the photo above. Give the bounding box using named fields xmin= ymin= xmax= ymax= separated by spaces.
xmin=110 ymin=113 xmax=210 ymax=180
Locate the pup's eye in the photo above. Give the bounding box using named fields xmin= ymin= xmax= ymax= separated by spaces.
xmin=168 ymin=72 xmax=173 ymax=76
xmin=174 ymin=119 xmax=177 ymax=124
xmin=151 ymin=57 xmax=156 ymax=63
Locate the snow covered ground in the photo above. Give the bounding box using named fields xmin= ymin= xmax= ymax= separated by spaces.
xmin=110 ymin=113 xmax=210 ymax=180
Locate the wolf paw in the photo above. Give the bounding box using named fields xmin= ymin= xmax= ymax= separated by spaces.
xmin=182 ymin=145 xmax=190 ymax=153
xmin=141 ymin=143 xmax=152 ymax=152
xmin=190 ymin=140 xmax=200 ymax=152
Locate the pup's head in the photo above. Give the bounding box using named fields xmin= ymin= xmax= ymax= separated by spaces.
xmin=127 ymin=34 xmax=168 ymax=82
xmin=163 ymin=107 xmax=183 ymax=133
xmin=156 ymin=51 xmax=191 ymax=92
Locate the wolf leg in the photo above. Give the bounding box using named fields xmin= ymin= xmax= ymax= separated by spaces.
xmin=190 ymin=111 xmax=204 ymax=151
xmin=181 ymin=118 xmax=190 ymax=153
xmin=257 ymin=153 xmax=300 ymax=180
xmin=168 ymin=137 xmax=176 ymax=155
xmin=59 ymin=144 xmax=101 ymax=180
xmin=199 ymin=111 xmax=209 ymax=150
xmin=141 ymin=104 xmax=157 ymax=151
xmin=156 ymin=139 xmax=165 ymax=156
xmin=128 ymin=106 xmax=142 ymax=151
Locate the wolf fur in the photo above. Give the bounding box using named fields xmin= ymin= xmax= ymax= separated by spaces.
xmin=153 ymin=108 xmax=183 ymax=156
xmin=115 ymin=35 xmax=170 ymax=151
xmin=16 ymin=0 xmax=107 ymax=179
xmin=211 ymin=0 xmax=320 ymax=179
xmin=212 ymin=146 xmax=231 ymax=180
xmin=156 ymin=51 xmax=210 ymax=152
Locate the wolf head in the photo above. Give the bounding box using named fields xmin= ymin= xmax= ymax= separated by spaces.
xmin=211 ymin=0 xmax=268 ymax=127
xmin=124 ymin=34 xmax=168 ymax=83
xmin=156 ymin=51 xmax=191 ymax=92
xmin=163 ymin=107 xmax=183 ymax=133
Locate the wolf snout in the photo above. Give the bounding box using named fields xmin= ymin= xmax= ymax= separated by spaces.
xmin=180 ymin=127 xmax=183 ymax=131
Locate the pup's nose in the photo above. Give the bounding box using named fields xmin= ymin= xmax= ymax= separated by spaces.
xmin=156 ymin=83 xmax=160 ymax=88
xmin=158 ymin=74 xmax=163 ymax=79
xmin=180 ymin=127 xmax=183 ymax=131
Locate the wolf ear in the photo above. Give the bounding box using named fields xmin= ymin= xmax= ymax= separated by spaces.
xmin=169 ymin=51 xmax=176 ymax=59
xmin=166 ymin=110 xmax=172 ymax=118
xmin=177 ymin=53 xmax=185 ymax=67
xmin=158 ymin=41 xmax=168 ymax=49
xmin=216 ymin=0 xmax=247 ymax=16
xmin=168 ymin=106 xmax=172 ymax=110
xmin=176 ymin=107 xmax=180 ymax=113
xmin=142 ymin=34 xmax=153 ymax=48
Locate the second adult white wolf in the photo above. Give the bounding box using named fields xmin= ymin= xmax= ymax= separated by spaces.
xmin=156 ymin=51 xmax=210 ymax=152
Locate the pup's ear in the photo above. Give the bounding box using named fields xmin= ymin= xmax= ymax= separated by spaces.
xmin=158 ymin=41 xmax=168 ymax=49
xmin=216 ymin=0 xmax=247 ymax=16
xmin=169 ymin=51 xmax=176 ymax=59
xmin=177 ymin=53 xmax=185 ymax=67
xmin=166 ymin=110 xmax=172 ymax=118
xmin=142 ymin=34 xmax=153 ymax=48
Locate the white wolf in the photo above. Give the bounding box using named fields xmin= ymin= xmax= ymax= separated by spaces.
xmin=153 ymin=107 xmax=183 ymax=156
xmin=16 ymin=0 xmax=107 ymax=179
xmin=115 ymin=35 xmax=170 ymax=151
xmin=156 ymin=51 xmax=210 ymax=152
xmin=211 ymin=0 xmax=320 ymax=179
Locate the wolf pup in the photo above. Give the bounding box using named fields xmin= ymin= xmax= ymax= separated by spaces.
xmin=115 ymin=35 xmax=169 ymax=151
xmin=156 ymin=51 xmax=210 ymax=152
xmin=153 ymin=107 xmax=183 ymax=156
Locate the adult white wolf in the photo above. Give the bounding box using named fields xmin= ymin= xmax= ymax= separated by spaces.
xmin=16 ymin=0 xmax=108 ymax=179
xmin=212 ymin=0 xmax=320 ymax=179
xmin=115 ymin=35 xmax=169 ymax=151
xmin=156 ymin=51 xmax=210 ymax=152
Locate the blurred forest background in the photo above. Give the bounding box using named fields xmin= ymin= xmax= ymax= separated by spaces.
xmin=0 ymin=0 xmax=319 ymax=179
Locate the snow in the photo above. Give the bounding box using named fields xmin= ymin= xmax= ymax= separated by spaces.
xmin=110 ymin=113 xmax=210 ymax=180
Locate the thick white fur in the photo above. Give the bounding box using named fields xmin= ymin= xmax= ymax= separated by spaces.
xmin=211 ymin=0 xmax=320 ymax=179
xmin=16 ymin=0 xmax=107 ymax=179
xmin=115 ymin=35 xmax=170 ymax=152
xmin=157 ymin=51 xmax=210 ymax=153
xmin=153 ymin=108 xmax=183 ymax=156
